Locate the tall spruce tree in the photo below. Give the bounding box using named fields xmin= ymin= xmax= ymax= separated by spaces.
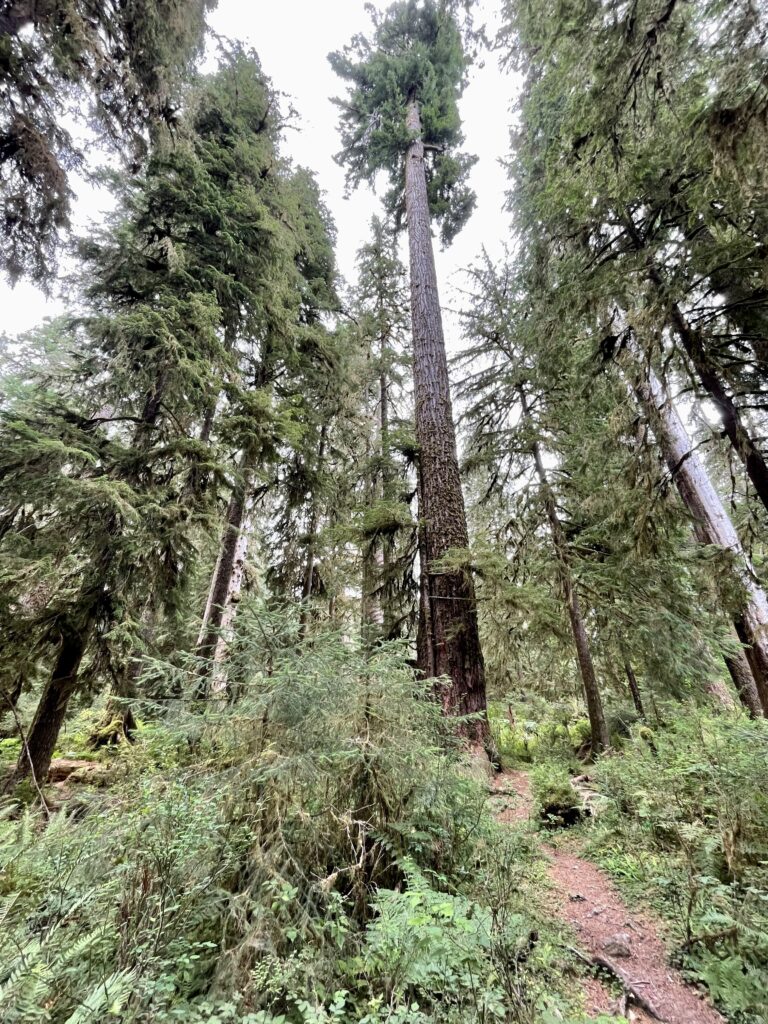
xmin=0 ymin=50 xmax=309 ymax=782
xmin=0 ymin=0 xmax=216 ymax=284
xmin=331 ymin=1 xmax=489 ymax=745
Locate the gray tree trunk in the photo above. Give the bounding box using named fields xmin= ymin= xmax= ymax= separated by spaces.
xmin=632 ymin=350 xmax=768 ymax=715
xmin=624 ymin=214 xmax=768 ymax=514
xmin=195 ymin=460 xmax=251 ymax=695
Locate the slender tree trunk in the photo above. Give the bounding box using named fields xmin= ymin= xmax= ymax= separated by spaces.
xmin=520 ymin=390 xmax=610 ymax=755
xmin=14 ymin=366 xmax=173 ymax=779
xmin=195 ymin=460 xmax=251 ymax=694
xmin=299 ymin=426 xmax=327 ymax=635
xmin=379 ymin=359 xmax=397 ymax=641
xmin=404 ymin=98 xmax=488 ymax=743
xmin=361 ymin=435 xmax=383 ymax=645
xmin=0 ymin=674 xmax=24 ymax=740
xmin=623 ymin=659 xmax=646 ymax=721
xmin=209 ymin=519 xmax=251 ymax=695
xmin=631 ymin=350 xmax=768 ymax=714
xmin=361 ymin=540 xmax=380 ymax=644
xmin=13 ymin=621 xmax=90 ymax=784
xmin=625 ymin=215 xmax=768 ymax=514
xmin=415 ymin=470 xmax=436 ymax=678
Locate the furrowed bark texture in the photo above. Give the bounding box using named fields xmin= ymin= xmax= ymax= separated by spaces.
xmin=633 ymin=355 xmax=768 ymax=714
xmin=405 ymin=99 xmax=488 ymax=740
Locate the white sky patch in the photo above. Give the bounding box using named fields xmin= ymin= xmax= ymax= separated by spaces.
xmin=0 ymin=0 xmax=518 ymax=352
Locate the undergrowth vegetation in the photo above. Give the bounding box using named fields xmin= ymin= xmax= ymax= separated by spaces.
xmin=490 ymin=695 xmax=768 ymax=1022
xmin=1 ymin=610 xmax=597 ymax=1024
xmin=590 ymin=711 xmax=768 ymax=1023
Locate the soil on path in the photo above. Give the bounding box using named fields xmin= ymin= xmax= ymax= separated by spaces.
xmin=491 ymin=770 xmax=726 ymax=1024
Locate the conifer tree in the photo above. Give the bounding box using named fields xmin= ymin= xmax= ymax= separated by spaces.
xmin=0 ymin=0 xmax=216 ymax=284
xmin=331 ymin=1 xmax=489 ymax=744
xmin=194 ymin=164 xmax=340 ymax=688
xmin=500 ymin=0 xmax=768 ymax=520
xmin=0 ymin=50 xmax=307 ymax=782
xmin=459 ymin=253 xmax=755 ymax=738
xmin=353 ymin=217 xmax=416 ymax=644
xmin=626 ymin=342 xmax=768 ymax=716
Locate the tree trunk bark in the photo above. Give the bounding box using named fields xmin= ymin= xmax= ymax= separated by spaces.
xmin=13 ymin=622 xmax=90 ymax=784
xmin=623 ymin=659 xmax=646 ymax=720
xmin=195 ymin=461 xmax=250 ymax=695
xmin=521 ymin=389 xmax=610 ymax=755
xmin=404 ymin=98 xmax=488 ymax=743
xmin=723 ymin=643 xmax=763 ymax=718
xmin=299 ymin=426 xmax=327 ymax=636
xmin=631 ymin=350 xmax=768 ymax=714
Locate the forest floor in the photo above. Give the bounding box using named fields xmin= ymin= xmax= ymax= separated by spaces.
xmin=491 ymin=769 xmax=726 ymax=1024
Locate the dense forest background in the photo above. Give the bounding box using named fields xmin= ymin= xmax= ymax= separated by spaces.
xmin=1 ymin=2 xmax=767 ymax=1022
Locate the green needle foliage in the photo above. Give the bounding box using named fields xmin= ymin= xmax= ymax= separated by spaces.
xmin=0 ymin=47 xmax=340 ymax=780
xmin=330 ymin=0 xmax=477 ymax=243
xmin=0 ymin=0 xmax=217 ymax=284
xmin=1 ymin=6 xmax=768 ymax=1022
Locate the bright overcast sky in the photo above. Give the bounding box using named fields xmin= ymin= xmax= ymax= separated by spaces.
xmin=1 ymin=1 xmax=517 ymax=347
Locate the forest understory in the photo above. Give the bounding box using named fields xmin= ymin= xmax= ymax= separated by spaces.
xmin=2 ymin=0 xmax=768 ymax=1022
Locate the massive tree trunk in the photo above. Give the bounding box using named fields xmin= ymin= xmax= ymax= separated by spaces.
xmin=404 ymin=98 xmax=488 ymax=743
xmin=13 ymin=620 xmax=91 ymax=785
xmin=624 ymin=215 xmax=768 ymax=515
xmin=631 ymin=351 xmax=768 ymax=714
xmin=521 ymin=391 xmax=610 ymax=755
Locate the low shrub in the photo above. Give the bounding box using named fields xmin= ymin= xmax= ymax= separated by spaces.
xmin=590 ymin=707 xmax=768 ymax=1023
xmin=0 ymin=614 xmax=596 ymax=1023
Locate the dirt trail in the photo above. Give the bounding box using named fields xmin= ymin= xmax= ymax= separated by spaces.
xmin=492 ymin=770 xmax=726 ymax=1024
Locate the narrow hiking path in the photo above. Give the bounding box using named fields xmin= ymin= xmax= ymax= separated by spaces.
xmin=491 ymin=770 xmax=726 ymax=1024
